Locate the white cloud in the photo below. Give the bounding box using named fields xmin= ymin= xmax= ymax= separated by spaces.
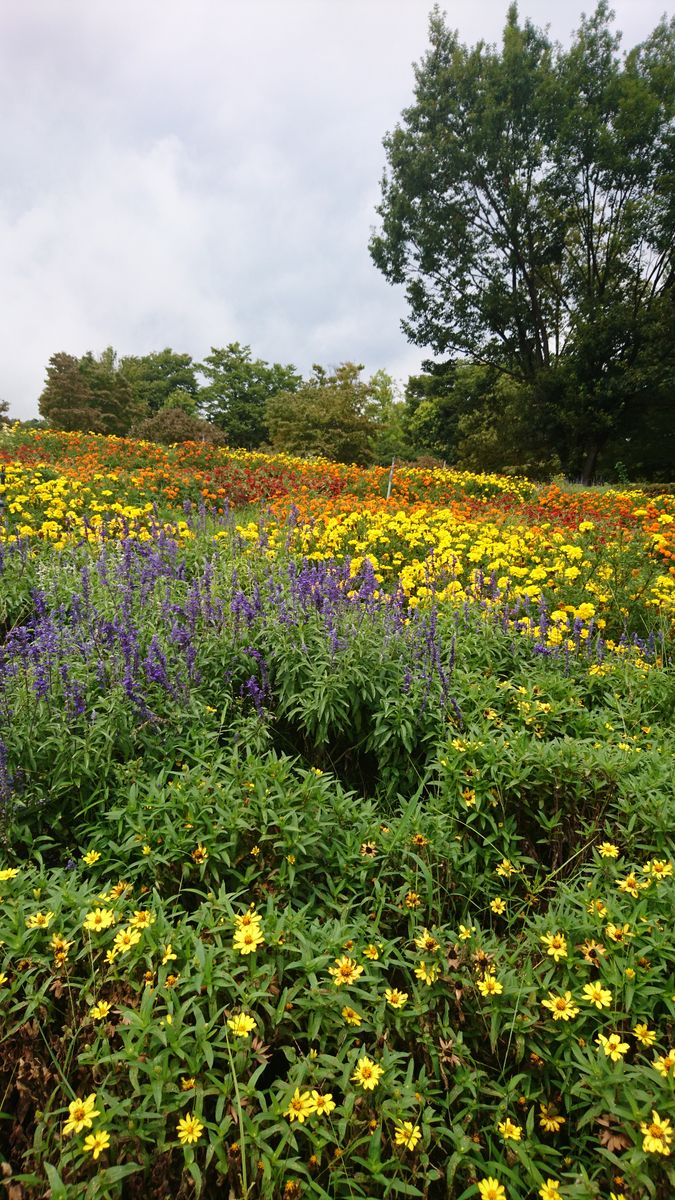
xmin=0 ymin=0 xmax=667 ymax=417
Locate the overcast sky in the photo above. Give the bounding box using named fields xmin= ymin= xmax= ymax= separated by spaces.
xmin=0 ymin=0 xmax=669 ymax=419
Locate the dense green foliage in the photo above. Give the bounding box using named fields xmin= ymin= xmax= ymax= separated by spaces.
xmin=370 ymin=3 xmax=675 ymax=482
xmin=0 ymin=513 xmax=673 ymax=1199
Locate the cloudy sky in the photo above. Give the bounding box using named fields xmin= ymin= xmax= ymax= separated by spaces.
xmin=0 ymin=0 xmax=668 ymax=419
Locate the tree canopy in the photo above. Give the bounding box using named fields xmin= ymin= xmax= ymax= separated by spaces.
xmin=197 ymin=343 xmax=301 ymax=449
xmin=266 ymin=363 xmax=377 ymax=465
xmin=38 ymin=348 xmax=144 ymax=436
xmin=119 ymin=349 xmax=198 ymax=416
xmin=370 ymin=2 xmax=675 ymax=481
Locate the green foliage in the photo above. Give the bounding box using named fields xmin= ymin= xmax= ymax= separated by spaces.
xmin=371 ymin=3 xmax=675 ymax=482
xmin=266 ymin=363 xmax=377 ymax=466
xmin=198 ymin=343 xmax=301 ymax=449
xmin=119 ymin=349 xmax=199 ymax=416
xmin=129 ymin=405 xmax=227 ymax=446
xmin=38 ymin=348 xmax=145 ymax=437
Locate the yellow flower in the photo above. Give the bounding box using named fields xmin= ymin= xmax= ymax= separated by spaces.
xmin=458 ymin=924 xmax=474 ymax=940
xmin=617 ymin=873 xmax=643 ymax=899
xmin=112 ymin=926 xmax=142 ymax=955
xmin=82 ymin=851 xmax=101 ymax=866
xmin=384 ymin=988 xmax=409 ymax=1009
xmin=490 ymin=898 xmax=506 ymax=915
xmin=605 ymin=922 xmax=632 ymax=943
xmin=284 ymin=1088 xmax=314 ymax=1123
xmin=414 ymin=928 xmax=440 ymax=953
xmin=540 ymin=932 xmax=567 ymax=962
xmin=341 ymin=1006 xmax=362 ymax=1026
xmin=404 ymin=891 xmax=421 ymax=909
xmin=26 ymin=911 xmax=55 ymax=930
xmin=162 ymin=944 xmax=178 ymax=964
xmin=596 ymin=1033 xmax=629 ymax=1061
xmin=0 ymin=869 xmax=19 ymax=881
xmin=414 ymin=960 xmax=440 ymax=986
xmin=640 ymin=1110 xmax=672 ymax=1155
xmin=539 ymin=1182 xmax=561 ymax=1200
xmin=633 ymin=1023 xmax=656 ymax=1046
xmin=587 ymin=898 xmax=608 ymax=918
xmin=541 ymin=992 xmax=579 ymax=1021
xmin=477 ymin=974 xmax=503 ymax=997
xmin=177 ymin=1112 xmax=204 ymax=1144
xmin=83 ymin=908 xmax=116 ymax=932
xmin=644 ymin=858 xmax=672 ymax=881
xmin=89 ymin=1001 xmax=112 ymax=1021
xmin=0 ymin=974 xmax=7 ymax=987
xmin=234 ymin=907 xmax=263 ymax=930
xmin=191 ymin=844 xmax=208 ymax=865
xmin=129 ymin=909 xmax=155 ymax=929
xmin=142 ymin=844 xmax=152 ymax=855
xmin=582 ymin=982 xmax=612 ymax=1009
xmin=233 ymin=925 xmax=265 ymax=955
xmin=411 ymin=833 xmax=430 ymax=847
xmin=227 ymin=1012 xmax=256 ymax=1038
xmin=180 ymin=1077 xmax=196 ymax=1091
xmin=477 ymin=1178 xmax=507 ymax=1200
xmin=598 ymin=842 xmax=619 ymax=858
xmin=308 ymin=1091 xmax=336 ymax=1116
xmin=328 ymin=956 xmax=364 ymax=986
xmin=538 ymin=1104 xmax=565 ymax=1133
xmin=495 ymin=858 xmax=515 ymax=877
xmin=83 ymin=1129 xmax=110 ymax=1159
xmin=363 ymin=943 xmax=380 ymax=960
xmin=652 ymin=1049 xmax=675 ymax=1078
xmin=63 ymin=1093 xmax=100 ymax=1137
xmin=351 ymin=1055 xmax=384 ymax=1091
xmin=394 ymin=1120 xmax=422 ymax=1150
xmin=497 ymin=1117 xmax=522 ymax=1142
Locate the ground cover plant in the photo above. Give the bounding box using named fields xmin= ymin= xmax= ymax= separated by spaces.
xmin=0 ymin=429 xmax=673 ymax=1200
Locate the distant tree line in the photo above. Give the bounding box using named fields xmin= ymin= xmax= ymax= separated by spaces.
xmin=33 ymin=344 xmax=412 ymax=468
xmin=17 ymin=315 xmax=670 ymax=480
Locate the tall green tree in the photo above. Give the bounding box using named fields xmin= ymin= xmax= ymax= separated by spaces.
xmin=266 ymin=363 xmax=376 ymax=465
xmin=370 ymin=3 xmax=675 ymax=481
xmin=119 ymin=349 xmax=198 ymax=416
xmin=198 ymin=343 xmax=301 ymax=448
xmin=38 ymin=348 xmax=143 ymax=436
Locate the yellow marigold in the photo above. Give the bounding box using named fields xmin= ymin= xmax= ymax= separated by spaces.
xmin=227 ymin=1012 xmax=256 ymax=1038
xmin=177 ymin=1112 xmax=204 ymax=1144
xmin=284 ymin=1089 xmax=314 ymax=1123
xmin=640 ymin=1110 xmax=672 ymax=1155
xmin=384 ymin=988 xmax=409 ymax=1009
xmin=83 ymin=1129 xmax=110 ymax=1159
xmin=308 ymin=1091 xmax=336 ymax=1116
xmin=394 ymin=1120 xmax=422 ymax=1150
xmin=596 ymin=1033 xmax=629 ymax=1061
xmin=26 ymin=911 xmax=55 ymax=930
xmin=63 ymin=1093 xmax=100 ymax=1137
xmin=477 ymin=1179 xmax=507 ymax=1200
xmin=582 ymin=982 xmax=612 ymax=1009
xmin=83 ymin=908 xmax=116 ymax=932
xmin=328 ymin=956 xmax=364 ymax=987
xmin=233 ymin=925 xmax=265 ymax=955
xmin=540 ymin=932 xmax=567 ymax=961
xmin=351 ymin=1055 xmax=384 ymax=1091
xmin=541 ymin=992 xmax=579 ymax=1021
xmin=477 ymin=974 xmax=503 ymax=998
xmin=497 ymin=1117 xmax=522 ymax=1142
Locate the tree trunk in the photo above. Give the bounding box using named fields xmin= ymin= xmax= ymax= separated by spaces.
xmin=580 ymin=441 xmax=602 ymax=486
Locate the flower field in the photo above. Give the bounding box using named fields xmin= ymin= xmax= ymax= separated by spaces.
xmin=0 ymin=429 xmax=673 ymax=1200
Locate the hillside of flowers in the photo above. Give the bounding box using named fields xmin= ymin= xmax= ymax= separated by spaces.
xmin=0 ymin=428 xmax=673 ymax=1200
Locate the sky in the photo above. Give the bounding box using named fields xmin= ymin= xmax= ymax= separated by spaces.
xmin=0 ymin=0 xmax=669 ymax=419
